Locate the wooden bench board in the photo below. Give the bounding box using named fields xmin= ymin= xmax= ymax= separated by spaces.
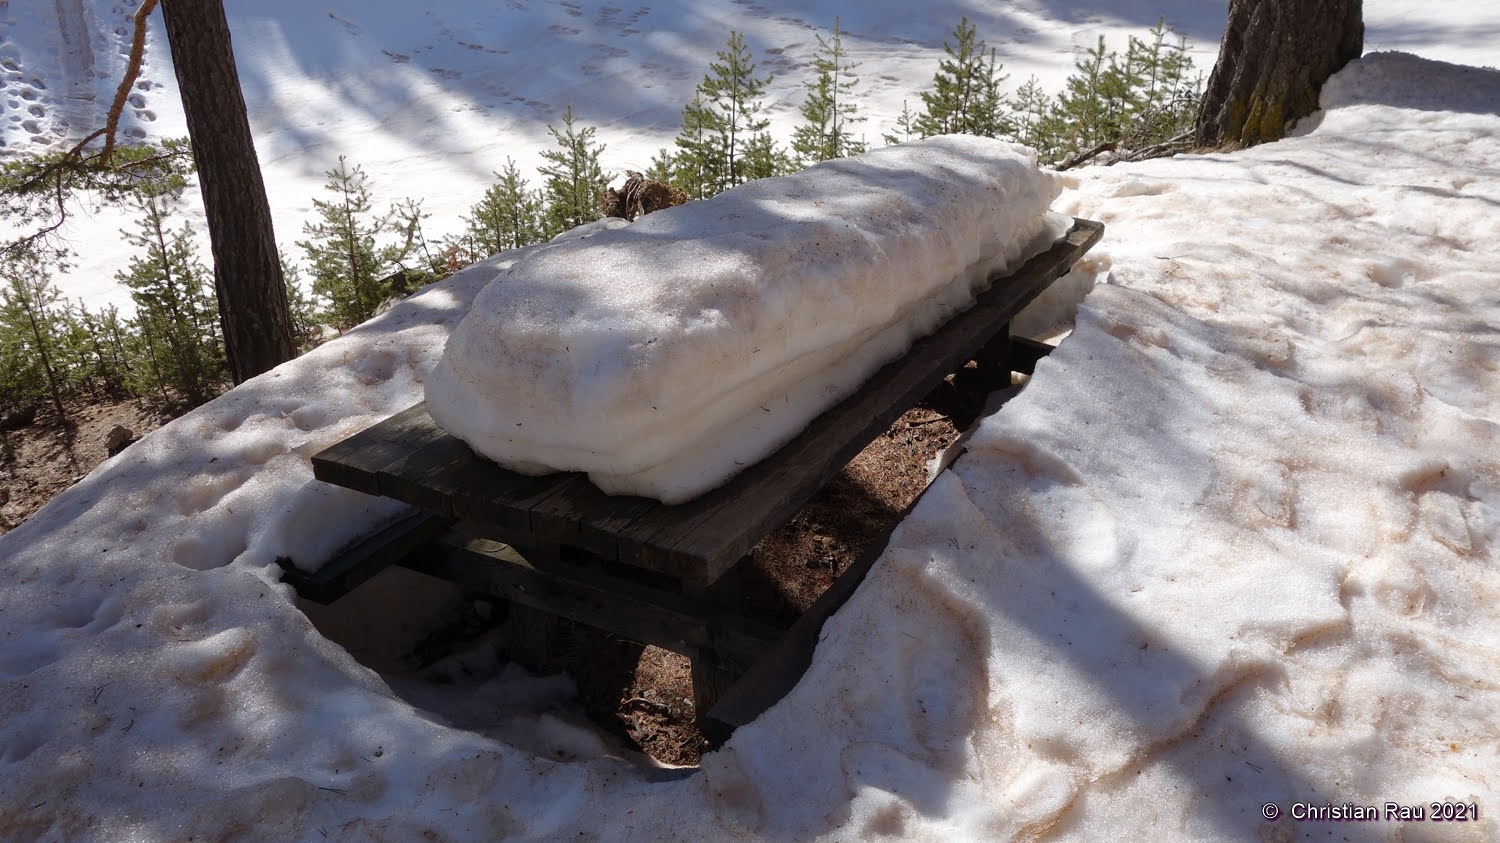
xmin=311 ymin=218 xmax=1102 ymax=588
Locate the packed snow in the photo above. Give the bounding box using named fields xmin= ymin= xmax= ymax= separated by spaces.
xmin=428 ymin=136 xmax=1067 ymax=502
xmin=5 ymin=0 xmax=1500 ymax=838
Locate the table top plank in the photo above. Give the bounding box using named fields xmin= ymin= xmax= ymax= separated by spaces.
xmin=528 ymin=479 xmax=661 ymax=562
xmin=311 ymin=403 xmax=447 ymax=493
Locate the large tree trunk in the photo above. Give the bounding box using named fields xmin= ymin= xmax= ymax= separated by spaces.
xmin=159 ymin=0 xmax=295 ymax=383
xmin=1195 ymin=0 xmax=1363 ymax=148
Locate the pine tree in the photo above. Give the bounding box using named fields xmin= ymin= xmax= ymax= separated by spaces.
xmin=1055 ymin=37 xmax=1133 ymax=150
xmin=1011 ymin=76 xmax=1061 ymax=159
xmin=1121 ymin=20 xmax=1199 ymax=148
xmin=76 ymin=302 xmax=135 ymax=396
xmin=297 ymin=156 xmax=394 ymax=331
xmin=54 ymin=301 xmax=102 ymax=397
xmin=116 ymin=190 xmax=225 ymax=406
xmin=792 ymin=18 xmax=867 ymax=166
xmin=279 ymin=252 xmax=323 ymax=352
xmin=0 ymin=248 xmax=69 ymax=421
xmin=646 ymin=148 xmax=677 ymax=184
xmin=883 ymin=100 xmax=919 ymax=146
xmin=914 ymin=18 xmax=1009 ymax=138
xmin=672 ymin=91 xmax=723 ymax=199
xmin=539 ymin=106 xmax=610 ymax=238
xmin=387 ymin=197 xmax=438 ymax=279
xmin=675 ymin=32 xmax=781 ymax=196
xmin=466 ymin=159 xmax=544 ymax=255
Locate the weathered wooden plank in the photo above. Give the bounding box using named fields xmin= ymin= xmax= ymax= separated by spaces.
xmin=372 ymin=430 xmax=477 ymax=518
xmin=459 ymin=467 xmax=580 ymax=540
xmin=630 ymin=219 xmax=1104 ymax=583
xmin=338 ymin=403 xmax=574 ymax=539
xmin=507 ymin=603 xmax=557 ymax=674
xmin=405 ymin=535 xmax=714 ymax=655
xmin=311 ymin=403 xmax=443 ymax=493
xmin=525 ymin=477 xmax=660 ymax=562
xmin=1009 ymin=335 xmax=1057 ymax=376
xmin=277 ymin=510 xmax=453 ymax=604
xmin=973 ymin=321 xmax=1012 ymax=377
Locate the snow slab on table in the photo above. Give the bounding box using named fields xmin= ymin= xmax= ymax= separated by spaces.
xmin=0 ymin=52 xmax=1497 ymax=840
xmin=426 ymin=135 xmax=1068 ymax=503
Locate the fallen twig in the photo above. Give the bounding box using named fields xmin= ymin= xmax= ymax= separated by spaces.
xmin=1056 ymin=141 xmax=1117 ymax=171
xmin=621 ymin=696 xmax=671 ymax=715
xmin=905 ymin=413 xmax=949 ymax=427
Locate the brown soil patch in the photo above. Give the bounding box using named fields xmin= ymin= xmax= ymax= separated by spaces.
xmin=0 ymin=397 xmax=168 ymax=535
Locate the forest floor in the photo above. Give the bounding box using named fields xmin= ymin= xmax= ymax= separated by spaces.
xmin=0 ymin=395 xmax=171 ymax=536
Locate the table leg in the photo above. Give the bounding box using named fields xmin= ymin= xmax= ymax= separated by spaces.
xmin=687 ymin=563 xmax=748 ymax=745
xmin=507 ymin=602 xmax=556 ymax=674
xmin=974 ymin=321 xmax=1013 ymax=380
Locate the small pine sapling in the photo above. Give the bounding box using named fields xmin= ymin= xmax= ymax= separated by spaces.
xmin=296 ymin=156 xmax=395 ymax=331
xmin=792 ymin=18 xmax=867 ymax=166
xmin=116 ymin=188 xmax=225 ymax=407
xmin=466 ymin=159 xmax=544 ymax=256
xmin=883 ymin=100 xmax=919 ymax=146
xmin=0 ymin=248 xmax=71 ymax=422
xmin=539 ymin=105 xmax=610 ymax=238
xmin=915 ymin=18 xmax=1011 ymax=138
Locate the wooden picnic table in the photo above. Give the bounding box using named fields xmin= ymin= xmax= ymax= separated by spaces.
xmin=292 ymin=217 xmax=1103 ymax=735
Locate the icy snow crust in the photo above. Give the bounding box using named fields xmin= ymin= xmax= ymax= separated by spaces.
xmin=427 ymin=136 xmax=1067 ymax=502
xmin=0 ymin=53 xmax=1498 ymax=840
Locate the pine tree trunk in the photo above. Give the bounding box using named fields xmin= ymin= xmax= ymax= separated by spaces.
xmin=159 ymin=0 xmax=295 ymax=384
xmin=1195 ymin=0 xmax=1363 ymax=148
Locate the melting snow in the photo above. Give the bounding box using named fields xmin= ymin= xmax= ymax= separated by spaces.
xmin=427 ymin=136 xmax=1067 ymax=502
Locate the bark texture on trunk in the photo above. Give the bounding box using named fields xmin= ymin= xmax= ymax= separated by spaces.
xmin=159 ymin=0 xmax=295 ymax=383
xmin=1195 ymin=0 xmax=1363 ymax=148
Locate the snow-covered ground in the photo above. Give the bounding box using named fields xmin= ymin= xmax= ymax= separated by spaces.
xmin=3 ymin=3 xmax=1500 ymax=841
xmin=6 ymin=0 xmax=1490 ymax=313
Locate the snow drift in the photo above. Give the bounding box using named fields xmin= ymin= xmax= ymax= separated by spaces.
xmin=426 ymin=135 xmax=1068 ymax=502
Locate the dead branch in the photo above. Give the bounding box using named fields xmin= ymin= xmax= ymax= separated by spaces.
xmin=1116 ymin=132 xmax=1194 ymax=164
xmin=1055 ymin=141 xmax=1118 ymax=171
xmin=102 ymin=0 xmax=160 ymax=162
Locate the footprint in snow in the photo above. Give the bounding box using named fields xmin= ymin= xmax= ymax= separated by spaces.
xmin=327 ymin=11 xmax=361 ymax=35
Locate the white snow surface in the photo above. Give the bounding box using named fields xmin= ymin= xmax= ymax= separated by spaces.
xmin=427 ymin=136 xmax=1067 ymax=502
xmin=1 ymin=49 xmax=1498 ymax=840
xmin=5 ymin=0 xmax=1496 ymax=314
